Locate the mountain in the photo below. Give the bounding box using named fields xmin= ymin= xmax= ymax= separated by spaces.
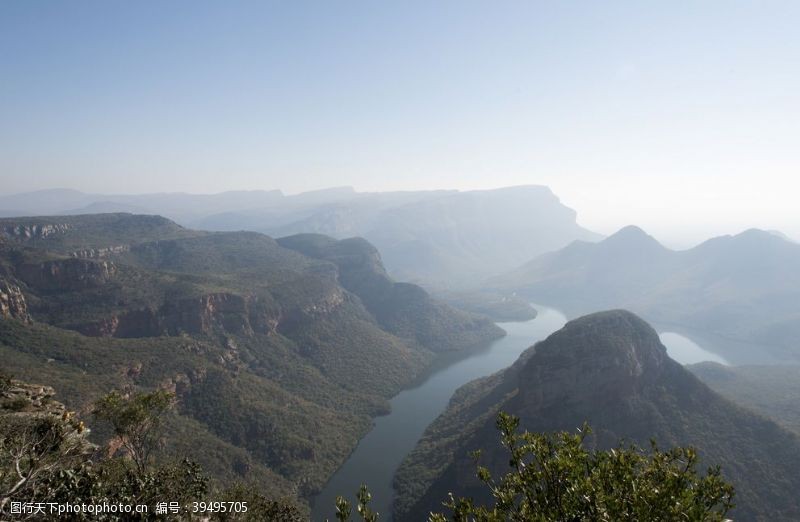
xmin=0 ymin=189 xmax=97 ymax=217
xmin=489 ymin=226 xmax=800 ymax=364
xmin=0 ymin=213 xmax=501 ymax=508
xmin=690 ymin=362 xmax=800 ymax=435
xmin=0 ymin=186 xmax=601 ymax=286
xmin=273 ymin=185 xmax=600 ymax=286
xmin=0 ymin=213 xmax=200 ymax=254
xmin=276 ymin=234 xmax=503 ymax=352
xmin=395 ymin=311 xmax=800 ymax=521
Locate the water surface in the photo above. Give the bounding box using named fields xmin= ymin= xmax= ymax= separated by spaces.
xmin=660 ymin=332 xmax=730 ymax=365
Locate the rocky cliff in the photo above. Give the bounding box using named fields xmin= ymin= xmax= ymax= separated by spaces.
xmin=2 ymin=222 xmax=72 ymax=241
xmin=16 ymin=258 xmax=118 ymax=291
xmin=0 ymin=279 xmax=30 ymax=322
xmin=0 ymin=377 xmax=96 ymax=455
xmin=73 ymin=287 xmax=346 ymax=339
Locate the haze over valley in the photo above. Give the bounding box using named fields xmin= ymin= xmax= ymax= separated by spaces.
xmin=3 ymin=2 xmax=800 ymax=520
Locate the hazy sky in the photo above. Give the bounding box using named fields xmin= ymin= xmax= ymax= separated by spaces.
xmin=1 ymin=1 xmax=799 ymax=245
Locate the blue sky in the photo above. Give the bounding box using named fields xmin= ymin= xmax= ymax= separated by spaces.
xmin=1 ymin=1 xmax=799 ymax=243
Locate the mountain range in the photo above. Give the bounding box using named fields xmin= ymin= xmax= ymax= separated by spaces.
xmin=0 ymin=186 xmax=601 ymax=286
xmin=394 ymin=310 xmax=800 ymax=521
xmin=489 ymin=225 xmax=800 ymax=364
xmin=0 ymin=212 xmax=501 ymax=509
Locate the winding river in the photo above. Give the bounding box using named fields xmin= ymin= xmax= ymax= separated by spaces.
xmin=311 ymin=305 xmax=726 ymax=520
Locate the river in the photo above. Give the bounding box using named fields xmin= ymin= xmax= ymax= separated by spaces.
xmin=311 ymin=305 xmax=727 ymax=520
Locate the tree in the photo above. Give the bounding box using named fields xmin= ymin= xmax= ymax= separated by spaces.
xmin=93 ymin=390 xmax=174 ymax=475
xmin=333 ymin=413 xmax=735 ymax=522
xmin=0 ymin=411 xmax=91 ymax=514
xmin=431 ymin=413 xmax=735 ymax=521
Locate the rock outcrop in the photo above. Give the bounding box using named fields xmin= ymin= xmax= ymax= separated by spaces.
xmin=1 ymin=223 xmax=71 ymax=241
xmin=0 ymin=378 xmax=95 ymax=453
xmin=70 ymin=244 xmax=130 ymax=259
xmin=0 ymin=279 xmax=30 ymax=322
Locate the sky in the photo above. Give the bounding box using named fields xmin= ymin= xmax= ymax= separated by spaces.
xmin=1 ymin=1 xmax=799 ymax=245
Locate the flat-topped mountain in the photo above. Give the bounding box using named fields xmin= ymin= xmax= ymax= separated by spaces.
xmin=0 ymin=213 xmax=200 ymax=255
xmin=281 ymin=185 xmax=600 ymax=286
xmin=396 ymin=310 xmax=800 ymax=521
xmin=0 ymin=213 xmax=501 ymax=509
xmin=489 ymin=226 xmax=800 ymax=363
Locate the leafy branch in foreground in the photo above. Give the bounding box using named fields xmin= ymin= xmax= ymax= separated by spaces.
xmin=334 ymin=484 xmax=378 ymax=522
xmin=430 ymin=412 xmax=734 ymax=521
xmin=2 ymin=384 xmax=305 ymax=520
xmin=333 ymin=412 xmax=734 ymax=522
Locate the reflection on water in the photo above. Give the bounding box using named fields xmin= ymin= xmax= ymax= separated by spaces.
xmin=660 ymin=332 xmax=729 ymax=365
xmin=311 ymin=305 xmax=567 ymax=521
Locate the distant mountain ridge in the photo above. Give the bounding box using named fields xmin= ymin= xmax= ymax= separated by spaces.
xmin=395 ymin=310 xmax=800 ymax=521
xmin=0 ymin=186 xmax=601 ymax=286
xmin=489 ymin=225 xmax=800 ymax=364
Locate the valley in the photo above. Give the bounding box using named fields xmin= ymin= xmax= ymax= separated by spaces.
xmin=5 ymin=6 xmax=799 ymax=519
xmin=1 ymin=210 xmax=798 ymax=521
xmin=0 ymin=213 xmax=501 ymax=511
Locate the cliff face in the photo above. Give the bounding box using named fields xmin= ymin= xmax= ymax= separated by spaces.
xmin=16 ymin=258 xmax=117 ymax=291
xmin=70 ymin=245 xmax=130 ymax=259
xmin=0 ymin=279 xmax=30 ymax=322
xmin=397 ymin=310 xmax=800 ymax=521
xmin=0 ymin=230 xmax=352 ymax=339
xmin=74 ymin=287 xmax=347 ymax=339
xmin=2 ymin=222 xmax=72 ymax=241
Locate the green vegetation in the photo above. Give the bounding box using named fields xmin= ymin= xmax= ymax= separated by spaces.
xmin=277 ymin=234 xmax=505 ymax=352
xmin=432 ymin=414 xmax=733 ymax=521
xmin=334 ymin=484 xmax=379 ymax=522
xmin=0 ymin=384 xmax=302 ymax=520
xmin=0 ymin=213 xmax=200 ymax=254
xmin=0 ymin=213 xmax=502 ymax=511
xmin=690 ymin=362 xmax=800 ymax=435
xmin=334 ymin=414 xmax=734 ymax=522
xmin=93 ymin=390 xmax=174 ymax=474
xmin=4 ymin=378 xmax=735 ymax=522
